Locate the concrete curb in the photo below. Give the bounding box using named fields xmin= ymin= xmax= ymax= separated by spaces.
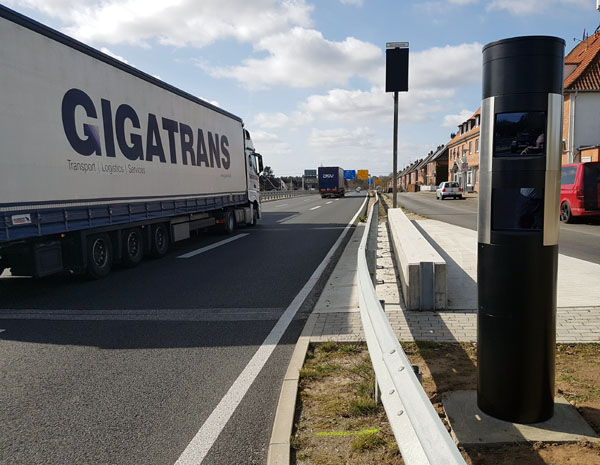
xmin=266 ymin=312 xmax=318 ymax=465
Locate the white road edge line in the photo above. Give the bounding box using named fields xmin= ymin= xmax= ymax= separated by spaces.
xmin=176 ymin=234 xmax=250 ymax=259
xmin=309 ymin=205 xmax=321 ymax=210
xmin=274 ymin=203 xmax=289 ymax=208
xmin=174 ymin=195 xmax=368 ymax=465
xmin=0 ymin=329 xmax=5 ymax=333
xmin=277 ymin=214 xmax=300 ymax=223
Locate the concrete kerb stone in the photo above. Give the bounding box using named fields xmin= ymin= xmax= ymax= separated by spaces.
xmin=266 ymin=312 xmax=318 ymax=465
xmin=387 ymin=208 xmax=447 ymax=310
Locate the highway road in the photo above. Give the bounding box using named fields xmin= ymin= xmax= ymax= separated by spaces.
xmin=392 ymin=191 xmax=600 ymax=265
xmin=0 ymin=192 xmax=367 ymax=465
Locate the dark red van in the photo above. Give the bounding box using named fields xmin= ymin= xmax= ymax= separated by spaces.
xmin=560 ymin=161 xmax=600 ymax=223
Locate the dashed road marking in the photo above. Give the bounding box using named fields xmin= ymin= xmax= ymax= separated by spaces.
xmin=177 ymin=234 xmax=249 ymax=259
xmin=309 ymin=206 xmax=321 ymax=210
xmin=277 ymin=214 xmax=300 ymax=223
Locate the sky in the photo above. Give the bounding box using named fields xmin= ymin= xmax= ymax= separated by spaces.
xmin=4 ymin=0 xmax=600 ymax=177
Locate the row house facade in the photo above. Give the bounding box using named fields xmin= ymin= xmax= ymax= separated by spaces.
xmin=446 ymin=108 xmax=481 ymax=192
xmin=563 ymin=30 xmax=600 ymax=164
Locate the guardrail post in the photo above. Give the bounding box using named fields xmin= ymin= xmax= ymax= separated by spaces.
xmin=366 ymin=195 xmax=379 ymax=287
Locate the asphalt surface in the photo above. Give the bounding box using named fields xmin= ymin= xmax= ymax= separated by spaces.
xmin=0 ymin=192 xmax=367 ymax=465
xmin=392 ymin=191 xmax=600 ymax=264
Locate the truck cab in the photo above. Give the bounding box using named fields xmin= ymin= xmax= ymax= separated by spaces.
xmin=245 ymin=129 xmax=263 ymax=222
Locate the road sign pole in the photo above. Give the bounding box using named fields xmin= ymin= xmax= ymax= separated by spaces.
xmin=393 ymin=91 xmax=398 ymax=208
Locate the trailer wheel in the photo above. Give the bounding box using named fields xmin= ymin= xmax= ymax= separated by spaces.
xmin=222 ymin=210 xmax=235 ymax=234
xmin=150 ymin=224 xmax=170 ymax=258
xmin=87 ymin=233 xmax=113 ymax=279
xmin=122 ymin=228 xmax=144 ymax=267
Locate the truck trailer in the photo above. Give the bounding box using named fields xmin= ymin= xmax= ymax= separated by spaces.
xmin=0 ymin=6 xmax=263 ymax=279
xmin=318 ymin=167 xmax=346 ymax=198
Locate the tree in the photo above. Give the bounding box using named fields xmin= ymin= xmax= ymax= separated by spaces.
xmin=260 ymin=166 xmax=278 ymax=191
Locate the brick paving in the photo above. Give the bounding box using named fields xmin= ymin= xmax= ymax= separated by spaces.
xmin=310 ymin=217 xmax=600 ymax=344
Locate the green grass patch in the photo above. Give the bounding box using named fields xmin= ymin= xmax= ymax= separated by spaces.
xmin=340 ymin=344 xmax=361 ymax=353
xmin=351 ymin=432 xmax=386 ymax=452
xmin=319 ymin=341 xmax=339 ymax=353
xmin=350 ymin=397 xmax=379 ymax=416
xmin=350 ymin=362 xmax=373 ymax=378
xmin=355 ymin=379 xmax=375 ymax=398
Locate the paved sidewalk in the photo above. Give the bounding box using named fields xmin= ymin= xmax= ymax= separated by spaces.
xmin=310 ymin=214 xmax=600 ymax=344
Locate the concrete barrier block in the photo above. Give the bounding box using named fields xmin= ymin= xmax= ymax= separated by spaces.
xmin=387 ymin=208 xmax=447 ymax=310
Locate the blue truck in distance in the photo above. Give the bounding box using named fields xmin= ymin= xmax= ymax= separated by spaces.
xmin=318 ymin=167 xmax=346 ymax=198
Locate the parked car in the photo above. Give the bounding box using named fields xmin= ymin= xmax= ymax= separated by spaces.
xmin=560 ymin=161 xmax=600 ymax=223
xmin=436 ymin=181 xmax=463 ymax=200
xmin=355 ymin=187 xmax=361 ymax=193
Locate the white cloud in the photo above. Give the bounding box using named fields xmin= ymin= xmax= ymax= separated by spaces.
xmin=205 ymin=27 xmax=382 ymax=89
xmin=253 ymin=111 xmax=313 ymax=129
xmin=100 ymin=47 xmax=129 ymax=64
xmin=309 ymin=126 xmax=375 ymax=148
xmin=487 ymin=0 xmax=589 ymax=15
xmin=442 ymin=109 xmax=474 ymax=127
xmin=251 ymin=130 xmax=292 ymax=156
xmin=300 ymin=86 xmax=452 ymax=125
xmin=449 ymin=0 xmax=478 ymax=4
xmin=409 ymin=42 xmax=482 ymax=90
xmin=5 ymin=0 xmax=313 ymax=47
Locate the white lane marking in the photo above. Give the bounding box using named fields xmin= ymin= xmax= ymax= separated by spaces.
xmin=274 ymin=203 xmax=289 ymax=208
xmin=0 ymin=329 xmax=5 ymax=333
xmin=176 ymin=234 xmax=249 ymax=259
xmin=325 ymin=201 xmax=333 ymax=205
xmin=174 ymin=195 xmax=368 ymax=465
xmin=277 ymin=214 xmax=300 ymax=223
xmin=309 ymin=206 xmax=321 ymax=210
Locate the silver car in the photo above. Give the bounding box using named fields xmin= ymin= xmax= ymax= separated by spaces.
xmin=436 ymin=181 xmax=463 ymax=200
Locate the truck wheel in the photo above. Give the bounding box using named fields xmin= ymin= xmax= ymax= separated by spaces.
xmin=87 ymin=233 xmax=113 ymax=279
xmin=249 ymin=205 xmax=258 ymax=227
xmin=560 ymin=202 xmax=573 ymax=223
xmin=122 ymin=228 xmax=144 ymax=267
xmin=222 ymin=210 xmax=235 ymax=234
xmin=150 ymin=224 xmax=169 ymax=257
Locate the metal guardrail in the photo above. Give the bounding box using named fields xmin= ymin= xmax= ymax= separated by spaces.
xmin=357 ymin=192 xmax=467 ymax=465
xmin=259 ymin=191 xmax=317 ymax=202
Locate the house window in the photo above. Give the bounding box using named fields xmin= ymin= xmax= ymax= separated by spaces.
xmin=469 ymin=141 xmax=472 ymax=154
xmin=467 ymin=169 xmax=473 ymax=186
xmin=476 ymin=138 xmax=479 ymax=153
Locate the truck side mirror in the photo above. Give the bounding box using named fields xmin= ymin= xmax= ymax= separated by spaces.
xmin=256 ymin=153 xmax=264 ymax=173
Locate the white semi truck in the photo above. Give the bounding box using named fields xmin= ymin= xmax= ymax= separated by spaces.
xmin=0 ymin=6 xmax=263 ymax=278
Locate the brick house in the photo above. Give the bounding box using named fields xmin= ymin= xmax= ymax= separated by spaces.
xmin=426 ymin=145 xmax=448 ymax=187
xmin=563 ymin=31 xmax=600 ymax=163
xmin=446 ymin=108 xmax=481 ymax=192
